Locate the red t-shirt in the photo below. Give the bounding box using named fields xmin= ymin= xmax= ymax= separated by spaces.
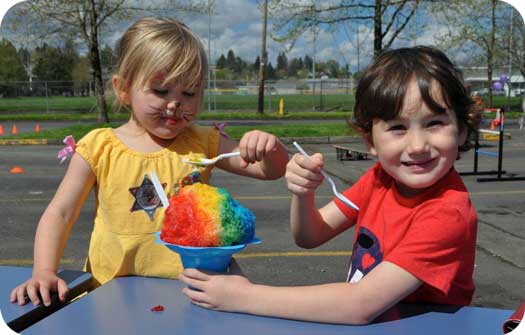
xmin=334 ymin=163 xmax=477 ymax=306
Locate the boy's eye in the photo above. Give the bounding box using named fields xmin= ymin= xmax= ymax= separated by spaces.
xmin=388 ymin=124 xmax=406 ymax=132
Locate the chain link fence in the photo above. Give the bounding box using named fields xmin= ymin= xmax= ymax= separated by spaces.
xmin=0 ymin=79 xmax=356 ymax=114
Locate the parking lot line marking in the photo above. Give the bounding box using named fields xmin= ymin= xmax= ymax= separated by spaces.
xmin=469 ymin=190 xmax=525 ymax=196
xmin=235 ymin=251 xmax=352 ymax=258
xmin=0 ymin=259 xmax=75 ymax=266
xmin=2 ymin=189 xmax=525 ymax=204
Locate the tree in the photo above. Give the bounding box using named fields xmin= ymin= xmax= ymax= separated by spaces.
xmin=432 ymin=0 xmax=504 ymax=107
xmin=72 ymin=56 xmax=91 ymax=96
xmin=304 ymin=55 xmax=313 ymax=71
xmin=269 ymin=0 xmax=420 ymax=57
xmin=276 ymin=51 xmax=288 ymax=73
xmin=265 ymin=62 xmax=276 ymax=80
xmin=99 ymin=44 xmax=115 ymax=77
xmin=325 ymin=59 xmax=340 ymax=78
xmin=216 ymin=54 xmax=226 ymax=69
xmin=32 ymin=43 xmax=71 ymax=81
xmin=288 ymin=57 xmax=302 ymax=77
xmin=226 ymin=49 xmax=237 ymax=69
xmin=496 ymin=6 xmax=525 ymax=96
xmin=0 ymin=39 xmax=28 ymax=96
xmin=253 ymin=55 xmax=260 ymax=74
xmin=10 ymin=0 xmax=208 ymax=122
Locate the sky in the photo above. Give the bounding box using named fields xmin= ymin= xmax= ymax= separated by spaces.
xmin=0 ymin=0 xmax=524 ymax=73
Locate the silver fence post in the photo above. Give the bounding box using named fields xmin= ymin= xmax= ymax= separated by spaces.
xmin=45 ymin=81 xmax=49 ymax=113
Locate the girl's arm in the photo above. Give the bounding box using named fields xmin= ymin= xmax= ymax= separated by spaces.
xmin=180 ymin=261 xmax=422 ymax=325
xmin=10 ymin=153 xmax=95 ymax=306
xmin=215 ymin=130 xmax=288 ymax=180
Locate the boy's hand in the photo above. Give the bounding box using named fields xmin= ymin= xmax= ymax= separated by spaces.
xmin=238 ymin=130 xmax=279 ymax=168
xmin=179 ymin=267 xmax=251 ymax=312
xmin=285 ymin=152 xmax=324 ymax=196
xmin=9 ymin=269 xmax=69 ymax=306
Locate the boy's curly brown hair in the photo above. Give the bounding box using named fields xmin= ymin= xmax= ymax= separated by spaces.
xmin=351 ymin=46 xmax=482 ymax=152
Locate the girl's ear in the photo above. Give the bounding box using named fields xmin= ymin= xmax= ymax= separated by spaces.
xmin=112 ymin=75 xmax=130 ymax=105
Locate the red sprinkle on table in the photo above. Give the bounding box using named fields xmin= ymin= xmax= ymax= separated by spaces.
xmin=151 ymin=305 xmax=165 ymax=312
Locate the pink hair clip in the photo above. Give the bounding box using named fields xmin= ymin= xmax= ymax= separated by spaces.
xmin=57 ymin=135 xmax=76 ymax=164
xmin=213 ymin=122 xmax=229 ymax=138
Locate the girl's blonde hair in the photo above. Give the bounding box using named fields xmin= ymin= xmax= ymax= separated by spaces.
xmin=114 ymin=17 xmax=207 ymax=105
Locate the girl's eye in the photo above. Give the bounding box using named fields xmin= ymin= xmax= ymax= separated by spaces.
xmin=151 ymin=88 xmax=168 ymax=95
xmin=427 ymin=120 xmax=444 ymax=128
xmin=183 ymin=91 xmax=196 ymax=97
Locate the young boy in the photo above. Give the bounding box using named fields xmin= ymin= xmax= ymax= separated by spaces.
xmin=179 ymin=46 xmax=479 ymax=325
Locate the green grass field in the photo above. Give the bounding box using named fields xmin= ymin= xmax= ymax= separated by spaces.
xmin=0 ymin=94 xmax=354 ymax=113
xmin=0 ymin=93 xmax=522 ymax=128
xmin=2 ymin=122 xmax=355 ymax=141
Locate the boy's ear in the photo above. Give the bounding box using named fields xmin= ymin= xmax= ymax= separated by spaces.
xmin=363 ymin=133 xmax=378 ymax=156
xmin=112 ymin=75 xmax=130 ymax=105
xmin=458 ymin=125 xmax=468 ymax=147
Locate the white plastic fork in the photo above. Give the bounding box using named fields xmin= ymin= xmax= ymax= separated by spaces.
xmin=182 ymin=152 xmax=241 ymax=166
xmin=293 ymin=141 xmax=359 ymax=211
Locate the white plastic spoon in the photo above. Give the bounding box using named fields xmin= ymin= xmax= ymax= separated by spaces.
xmin=182 ymin=152 xmax=241 ymax=166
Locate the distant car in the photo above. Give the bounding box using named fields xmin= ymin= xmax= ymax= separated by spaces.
xmin=473 ymin=88 xmax=505 ymax=96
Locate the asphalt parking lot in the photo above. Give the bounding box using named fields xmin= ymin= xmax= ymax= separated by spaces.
xmin=0 ymin=122 xmax=523 ymax=311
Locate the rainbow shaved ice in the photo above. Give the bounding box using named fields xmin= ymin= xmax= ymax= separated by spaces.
xmin=160 ymin=182 xmax=255 ymax=247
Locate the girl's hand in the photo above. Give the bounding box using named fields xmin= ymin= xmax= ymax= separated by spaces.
xmin=179 ymin=267 xmax=251 ymax=312
xmin=9 ymin=269 xmax=69 ymax=306
xmin=285 ymin=152 xmax=325 ymax=196
xmin=238 ymin=130 xmax=279 ymax=168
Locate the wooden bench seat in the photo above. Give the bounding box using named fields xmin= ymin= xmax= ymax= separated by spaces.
xmin=333 ymin=145 xmax=369 ymax=161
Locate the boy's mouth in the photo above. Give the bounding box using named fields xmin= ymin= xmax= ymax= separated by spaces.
xmin=402 ymin=157 xmax=436 ymax=166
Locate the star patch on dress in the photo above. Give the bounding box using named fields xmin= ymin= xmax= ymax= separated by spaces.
xmin=129 ymin=174 xmax=167 ymax=220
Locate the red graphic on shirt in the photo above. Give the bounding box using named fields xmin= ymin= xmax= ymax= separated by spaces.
xmin=362 ymin=253 xmax=376 ymax=270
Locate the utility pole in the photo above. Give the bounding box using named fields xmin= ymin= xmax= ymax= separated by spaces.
xmin=312 ymin=27 xmax=317 ymax=112
xmin=207 ymin=0 xmax=212 ymax=113
xmin=257 ymin=0 xmax=268 ymax=115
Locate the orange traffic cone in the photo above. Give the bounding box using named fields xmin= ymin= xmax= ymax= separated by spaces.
xmin=10 ymin=166 xmax=25 ymax=174
xmin=11 ymin=124 xmax=18 ymax=135
xmin=35 ymin=123 xmax=41 ymax=133
xmin=0 ymin=124 xmax=3 ymax=135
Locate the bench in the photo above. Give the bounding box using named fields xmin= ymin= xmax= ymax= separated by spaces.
xmin=333 ymin=145 xmax=369 ymax=161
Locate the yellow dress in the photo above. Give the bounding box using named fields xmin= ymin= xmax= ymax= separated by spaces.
xmin=75 ymin=126 xmax=220 ymax=286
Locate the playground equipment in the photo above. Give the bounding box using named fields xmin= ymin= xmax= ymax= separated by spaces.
xmin=460 ymin=108 xmax=525 ymax=182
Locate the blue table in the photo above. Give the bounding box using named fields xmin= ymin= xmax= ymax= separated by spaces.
xmin=22 ymin=276 xmax=513 ymax=335
xmin=0 ymin=266 xmax=93 ymax=332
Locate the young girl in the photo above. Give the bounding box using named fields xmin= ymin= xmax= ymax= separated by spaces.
xmin=10 ymin=17 xmax=288 ymax=307
xmin=179 ymin=46 xmax=480 ymax=325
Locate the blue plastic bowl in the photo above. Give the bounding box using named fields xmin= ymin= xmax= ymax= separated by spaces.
xmin=154 ymin=232 xmax=261 ymax=272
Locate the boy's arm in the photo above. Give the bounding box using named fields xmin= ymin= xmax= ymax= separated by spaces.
xmin=287 ymin=152 xmax=356 ymax=248
xmin=180 ymin=261 xmax=422 ymax=325
xmin=215 ymin=131 xmax=288 ymax=180
xmin=290 ymin=195 xmax=354 ymax=248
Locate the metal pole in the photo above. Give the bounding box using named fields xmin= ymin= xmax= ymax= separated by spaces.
xmin=312 ymin=27 xmax=316 ymax=112
xmin=506 ymin=8 xmax=513 ymax=113
xmin=497 ymin=111 xmax=504 ymax=179
xmin=257 ymin=0 xmax=268 ymax=115
xmin=207 ymin=0 xmax=212 ymax=113
xmin=45 ymin=81 xmax=49 ymax=113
